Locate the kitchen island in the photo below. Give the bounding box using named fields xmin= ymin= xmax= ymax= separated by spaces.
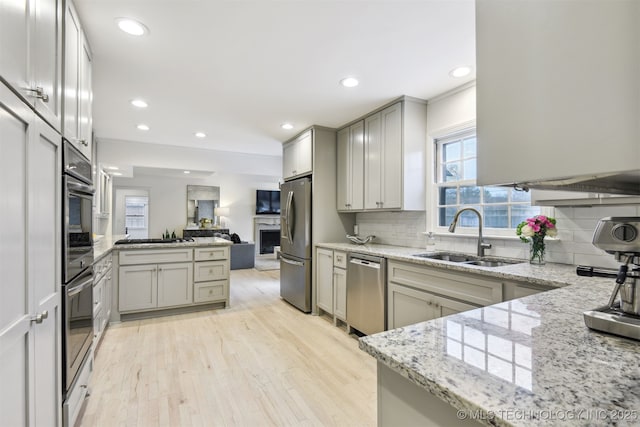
xmin=359 ymin=276 xmax=640 ymax=426
xmin=105 ymin=237 xmax=233 ymax=321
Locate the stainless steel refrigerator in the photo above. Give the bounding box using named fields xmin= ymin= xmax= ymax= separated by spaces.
xmin=279 ymin=177 xmax=312 ymax=312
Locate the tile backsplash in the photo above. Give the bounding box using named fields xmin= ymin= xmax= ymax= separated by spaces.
xmin=356 ymin=205 xmax=640 ymax=268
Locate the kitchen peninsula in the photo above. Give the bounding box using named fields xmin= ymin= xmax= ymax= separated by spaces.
xmin=359 ymin=271 xmax=640 ymax=426
xmin=98 ymin=236 xmax=233 ymax=322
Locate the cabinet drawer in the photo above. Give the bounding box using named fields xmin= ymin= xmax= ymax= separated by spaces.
xmin=63 ymin=351 xmax=92 ymax=427
xmin=194 ymin=280 xmax=228 ymax=303
xmin=388 ymin=260 xmax=502 ymax=307
xmin=333 ymin=251 xmax=347 ymax=269
xmin=119 ymin=249 xmax=193 ymax=265
xmin=195 ymin=246 xmax=229 ymax=261
xmin=194 ymin=260 xmax=227 ymax=282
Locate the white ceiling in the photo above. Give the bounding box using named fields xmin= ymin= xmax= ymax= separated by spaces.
xmin=74 ymin=0 xmax=476 ymax=159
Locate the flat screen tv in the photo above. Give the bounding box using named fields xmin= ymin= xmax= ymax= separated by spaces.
xmin=256 ymin=190 xmax=280 ymax=215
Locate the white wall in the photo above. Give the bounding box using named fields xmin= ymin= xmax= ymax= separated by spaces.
xmin=112 ymin=172 xmax=279 ymax=241
xmin=99 ymin=138 xmax=281 ymax=241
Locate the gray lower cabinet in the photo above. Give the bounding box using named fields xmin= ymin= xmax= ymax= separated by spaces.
xmin=193 ymin=246 xmax=230 ymax=305
xmin=333 ymin=266 xmax=347 ymax=321
xmin=119 ymin=262 xmax=193 ymax=312
xmin=388 ymin=283 xmax=479 ymax=329
xmin=387 ymin=260 xmax=503 ymax=330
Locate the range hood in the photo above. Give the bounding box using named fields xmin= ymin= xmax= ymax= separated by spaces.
xmin=516 ymin=170 xmax=640 ymax=196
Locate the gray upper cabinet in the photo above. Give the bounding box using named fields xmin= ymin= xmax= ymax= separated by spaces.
xmin=282 ymin=130 xmax=312 ymax=180
xmin=336 ymin=97 xmax=427 ymax=212
xmin=63 ymin=0 xmax=92 ymax=160
xmin=476 ymin=0 xmax=640 ymax=192
xmin=0 ymin=0 xmax=63 ymax=132
xmin=336 ymin=121 xmax=364 ymax=211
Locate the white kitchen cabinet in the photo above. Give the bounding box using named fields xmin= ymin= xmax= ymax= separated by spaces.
xmin=502 ymin=280 xmax=550 ymax=302
xmin=333 ymin=264 xmax=347 ymax=322
xmin=93 ymin=253 xmax=112 ymax=351
xmin=316 ymin=248 xmax=334 ymax=314
xmin=387 ymin=260 xmax=502 ymax=329
xmin=339 ymin=97 xmax=426 ymax=212
xmin=192 ymin=246 xmax=230 ymax=305
xmin=63 ymin=0 xmax=92 ymax=159
xmin=476 ymin=0 xmax=640 ymax=191
xmin=0 ymin=0 xmax=63 ymax=132
xmin=388 ymin=282 xmax=478 ymax=329
xmin=119 ymin=264 xmax=157 ymax=312
xmin=157 ymin=262 xmax=194 ymax=308
xmin=283 ymin=129 xmax=312 ymax=180
xmin=119 ymin=261 xmax=193 ymax=312
xmin=337 ymin=121 xmax=364 ymax=211
xmin=0 ymin=82 xmax=62 ymax=427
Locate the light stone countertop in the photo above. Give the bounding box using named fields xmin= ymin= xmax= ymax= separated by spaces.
xmin=93 ymin=235 xmax=232 ymax=263
xmin=314 ymin=243 xmax=640 ymax=426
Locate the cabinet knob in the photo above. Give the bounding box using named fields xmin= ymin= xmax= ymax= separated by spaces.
xmin=26 ymin=86 xmax=49 ymax=102
xmin=30 ymin=310 xmax=48 ymax=324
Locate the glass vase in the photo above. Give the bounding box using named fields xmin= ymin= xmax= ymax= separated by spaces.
xmin=529 ymin=237 xmax=545 ymax=265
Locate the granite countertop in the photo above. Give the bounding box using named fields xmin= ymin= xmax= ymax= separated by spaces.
xmin=316 ymin=242 xmax=587 ymax=289
xmin=329 ymin=242 xmax=640 ymax=426
xmin=93 ymin=235 xmax=232 ymax=263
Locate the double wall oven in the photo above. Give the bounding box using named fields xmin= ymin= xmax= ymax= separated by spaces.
xmin=62 ymin=141 xmax=94 ymax=397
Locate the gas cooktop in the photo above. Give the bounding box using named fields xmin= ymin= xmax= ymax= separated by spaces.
xmin=114 ymin=237 xmax=194 ymax=245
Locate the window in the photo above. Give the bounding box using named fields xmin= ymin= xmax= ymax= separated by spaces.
xmin=432 ymin=129 xmax=540 ymax=235
xmin=125 ymin=195 xmax=149 ymax=239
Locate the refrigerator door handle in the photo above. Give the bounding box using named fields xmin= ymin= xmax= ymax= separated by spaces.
xmin=285 ymin=190 xmax=294 ymax=245
xmin=281 ymin=254 xmax=305 ymax=267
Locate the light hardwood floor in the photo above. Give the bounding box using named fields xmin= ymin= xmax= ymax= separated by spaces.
xmin=80 ymin=269 xmax=377 ymax=426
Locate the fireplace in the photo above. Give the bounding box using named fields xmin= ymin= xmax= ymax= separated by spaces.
xmin=254 ymin=216 xmax=280 ymax=257
xmin=259 ymin=230 xmax=280 ymax=254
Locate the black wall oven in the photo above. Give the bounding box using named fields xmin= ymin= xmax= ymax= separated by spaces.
xmin=62 ymin=141 xmax=94 ymax=397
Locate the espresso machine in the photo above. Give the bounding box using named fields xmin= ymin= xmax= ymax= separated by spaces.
xmin=577 ymin=217 xmax=640 ymax=340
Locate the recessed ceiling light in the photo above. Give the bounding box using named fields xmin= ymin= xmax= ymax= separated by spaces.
xmin=116 ymin=18 xmax=149 ymax=36
xmin=131 ymin=99 xmax=148 ymax=108
xmin=195 ymin=132 xmax=206 ymax=138
xmin=449 ymin=66 xmax=472 ymax=78
xmin=183 ymin=170 xmax=191 ymax=174
xmin=136 ymin=124 xmax=149 ymax=131
xmin=281 ymin=123 xmax=294 ymax=130
xmin=111 ymin=172 xmax=123 ymax=176
xmin=106 ymin=166 xmax=119 ymax=170
xmin=340 ymin=77 xmax=359 ymax=88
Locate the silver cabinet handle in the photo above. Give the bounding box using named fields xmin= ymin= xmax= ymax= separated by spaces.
xmin=31 ymin=310 xmax=49 ymax=324
xmin=26 ymin=87 xmax=49 ymax=102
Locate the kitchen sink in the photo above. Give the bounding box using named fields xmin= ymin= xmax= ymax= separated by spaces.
xmin=412 ymin=252 xmax=523 ymax=267
xmin=464 ymin=260 xmax=518 ymax=267
xmin=412 ymin=252 xmax=478 ymax=262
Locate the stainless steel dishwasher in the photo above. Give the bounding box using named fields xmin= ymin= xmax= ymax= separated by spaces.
xmin=347 ymin=253 xmax=386 ymax=335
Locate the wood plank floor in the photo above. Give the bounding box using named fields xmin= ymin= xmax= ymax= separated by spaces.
xmin=79 ymin=269 xmax=377 ymax=426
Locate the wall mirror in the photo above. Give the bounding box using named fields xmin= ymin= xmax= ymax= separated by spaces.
xmin=187 ymin=185 xmax=220 ymax=226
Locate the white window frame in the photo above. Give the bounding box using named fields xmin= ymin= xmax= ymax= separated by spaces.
xmin=426 ymin=121 xmax=550 ymax=238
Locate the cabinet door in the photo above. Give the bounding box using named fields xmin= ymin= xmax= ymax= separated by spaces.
xmin=364 ymin=112 xmax=382 ymax=209
xmin=104 ymin=268 xmax=112 ymax=319
xmin=434 ymin=294 xmax=478 ymax=318
xmin=31 ymin=0 xmax=63 ymax=131
xmin=119 ymin=264 xmax=157 ymax=311
xmin=0 ymin=84 xmax=61 ymax=427
xmin=336 ymin=127 xmax=350 ymax=210
xmin=316 ymin=248 xmax=333 ymax=314
xmin=157 ymin=262 xmax=193 ymax=308
xmin=296 ymin=130 xmax=313 ymax=177
xmin=333 ymin=267 xmax=347 ymax=321
xmin=380 ymin=103 xmax=402 ymax=209
xmin=77 ymin=32 xmax=92 ymax=159
xmin=93 ymin=274 xmax=104 ymax=318
xmin=0 ymin=0 xmax=29 ymax=96
xmin=388 ymin=283 xmax=438 ymax=329
xmin=282 ymin=141 xmax=297 ymax=179
xmin=63 ymin=1 xmax=80 ymax=142
xmin=476 ymin=1 xmax=640 ymax=186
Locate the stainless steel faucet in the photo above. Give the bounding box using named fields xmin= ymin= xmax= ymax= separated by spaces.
xmin=448 ymin=207 xmax=492 ymax=257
